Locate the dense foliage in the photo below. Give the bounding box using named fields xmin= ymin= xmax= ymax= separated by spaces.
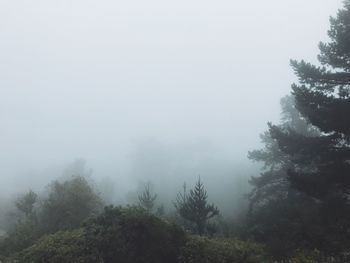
xmin=247 ymin=96 xmax=322 ymax=258
xmin=179 ymin=236 xmax=269 ymax=263
xmin=8 ymin=206 xmax=268 ymax=263
xmin=17 ymin=229 xmax=97 ymax=263
xmin=0 ymin=175 xmax=102 ymax=258
xmin=83 ymin=206 xmax=186 ymax=263
xmin=248 ymin=0 xmax=350 ymax=258
xmin=269 ymin=0 xmax=350 ymax=255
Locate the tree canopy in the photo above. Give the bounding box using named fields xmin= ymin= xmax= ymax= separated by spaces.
xmin=265 ymin=0 xmax=350 ymax=254
xmin=40 ymin=175 xmax=103 ymax=233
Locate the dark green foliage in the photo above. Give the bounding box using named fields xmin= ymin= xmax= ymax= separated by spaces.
xmin=248 ymin=96 xmax=323 ymax=259
xmin=0 ymin=220 xmax=40 ymax=257
xmin=4 ymin=205 xmax=272 ymax=263
xmin=179 ymin=235 xmax=269 ymax=263
xmin=17 ymin=229 xmax=97 ymax=263
xmin=84 ymin=205 xmax=186 ymax=263
xmin=264 ymin=0 xmax=350 ymax=255
xmin=174 ymin=178 xmax=219 ymax=236
xmin=40 ymin=175 xmax=102 ymax=233
xmin=286 ymin=0 xmax=350 ymax=199
xmin=287 ymin=249 xmax=350 ymax=263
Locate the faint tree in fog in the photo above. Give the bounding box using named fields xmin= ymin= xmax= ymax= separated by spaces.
xmin=63 ymin=159 xmax=93 ymax=179
xmin=1 ymin=191 xmax=40 ymax=255
xmin=16 ymin=190 xmax=38 ymax=222
xmin=138 ymin=183 xmax=157 ymax=213
xmin=40 ymin=175 xmax=102 ymax=233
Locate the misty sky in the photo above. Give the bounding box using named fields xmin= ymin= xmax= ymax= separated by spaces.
xmin=0 ymin=0 xmax=343 ymax=195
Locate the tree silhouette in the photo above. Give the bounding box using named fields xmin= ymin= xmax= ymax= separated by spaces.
xmin=174 ymin=178 xmax=219 ymax=235
xmin=268 ymin=1 xmax=350 ymax=254
xmin=138 ymin=183 xmax=157 ymax=213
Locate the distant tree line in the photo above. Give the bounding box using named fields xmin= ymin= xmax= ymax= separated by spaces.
xmin=0 ymin=170 xmax=271 ymax=262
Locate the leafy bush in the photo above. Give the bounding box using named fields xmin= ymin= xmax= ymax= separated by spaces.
xmin=282 ymin=249 xmax=321 ymax=263
xmin=1 ymin=205 xmax=272 ymax=263
xmin=17 ymin=229 xmax=97 ymax=263
xmin=84 ymin=206 xmax=186 ymax=263
xmin=287 ymin=249 xmax=350 ymax=263
xmin=179 ymin=235 xmax=269 ymax=263
xmin=0 ymin=220 xmax=39 ymax=257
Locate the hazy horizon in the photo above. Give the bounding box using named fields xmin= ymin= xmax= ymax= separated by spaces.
xmin=0 ymin=0 xmax=342 ymax=199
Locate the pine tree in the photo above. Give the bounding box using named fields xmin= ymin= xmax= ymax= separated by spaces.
xmin=248 ymin=96 xmax=321 ymax=258
xmin=138 ymin=183 xmax=157 ymax=213
xmin=269 ymin=1 xmax=350 ymax=254
xmin=249 ymin=96 xmax=318 ymax=212
xmin=174 ymin=178 xmax=219 ymax=235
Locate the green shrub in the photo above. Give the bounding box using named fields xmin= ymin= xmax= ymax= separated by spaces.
xmin=179 ymin=235 xmax=269 ymax=263
xmin=3 ymin=205 xmax=271 ymax=263
xmin=288 ymin=249 xmax=321 ymax=263
xmin=17 ymin=229 xmax=97 ymax=263
xmin=84 ymin=206 xmax=186 ymax=263
xmin=0 ymin=221 xmax=39 ymax=257
xmin=287 ymin=249 xmax=350 ymax=263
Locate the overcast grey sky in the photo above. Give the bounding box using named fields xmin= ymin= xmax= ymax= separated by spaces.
xmin=0 ymin=0 xmax=343 ymax=195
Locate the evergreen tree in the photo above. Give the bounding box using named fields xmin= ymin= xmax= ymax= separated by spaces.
xmin=174 ymin=178 xmax=219 ymax=235
xmin=268 ymin=1 xmax=350 ymax=254
xmin=249 ymin=96 xmax=319 ymax=208
xmin=138 ymin=183 xmax=157 ymax=213
xmin=248 ymin=96 xmax=321 ymax=258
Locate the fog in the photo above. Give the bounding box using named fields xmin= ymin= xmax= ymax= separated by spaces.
xmin=0 ymin=0 xmax=342 ymax=213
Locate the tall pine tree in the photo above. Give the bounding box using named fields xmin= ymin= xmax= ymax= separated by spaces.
xmin=269 ymin=0 xmax=350 ymax=254
xmin=248 ymin=96 xmax=320 ymax=258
